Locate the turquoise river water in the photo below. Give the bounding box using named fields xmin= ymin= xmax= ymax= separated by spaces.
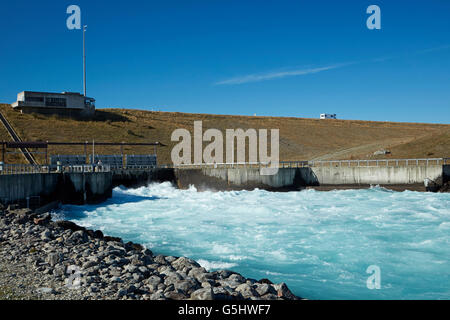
xmin=54 ymin=182 xmax=450 ymax=299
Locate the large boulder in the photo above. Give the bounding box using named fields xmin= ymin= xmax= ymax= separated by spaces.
xmin=273 ymin=282 xmax=298 ymax=300
xmin=190 ymin=287 xmax=215 ymax=300
xmin=67 ymin=230 xmax=88 ymax=244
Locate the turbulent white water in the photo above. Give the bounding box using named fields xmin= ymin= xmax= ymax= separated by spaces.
xmin=54 ymin=182 xmax=450 ymax=300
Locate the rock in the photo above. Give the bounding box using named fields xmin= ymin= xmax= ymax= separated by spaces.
xmin=36 ymin=287 xmax=54 ymax=294
xmin=46 ymin=253 xmax=62 ymax=266
xmin=188 ymin=267 xmax=210 ymax=282
xmin=174 ymin=279 xmax=199 ymax=294
xmin=235 ymin=283 xmax=258 ymax=298
xmin=373 ymin=149 xmax=391 ymax=156
xmin=261 ymin=293 xmax=278 ymax=300
xmin=67 ymin=230 xmax=88 ymax=244
xmin=201 ymin=280 xmax=215 ymax=288
xmin=147 ymin=275 xmax=162 ymax=287
xmin=165 ymin=291 xmax=188 ymax=300
xmin=212 ymin=286 xmax=237 ymax=300
xmin=273 ymin=283 xmax=298 ymax=300
xmin=53 ymin=265 xmax=66 ymax=277
xmin=142 ymin=248 xmax=153 ymax=256
xmin=132 ymin=273 xmax=142 ymax=281
xmin=34 ymin=213 xmax=51 ymax=225
xmin=110 ymin=276 xmax=123 ymax=283
xmin=86 ymin=229 xmax=104 ymax=239
xmin=215 ymin=270 xmax=234 ymax=279
xmin=15 ymin=212 xmax=30 ymax=224
xmin=41 ymin=230 xmax=52 ymax=241
xmin=219 ymin=273 xmax=245 ymax=288
xmin=258 ymin=278 xmax=273 ymax=285
xmin=117 ymin=288 xmax=127 ymax=298
xmin=82 ymin=260 xmax=98 ymax=269
xmin=137 ymin=266 xmax=148 ymax=274
xmin=190 ymin=287 xmax=214 ymax=300
xmin=171 ymin=257 xmax=201 ymax=270
xmin=0 ymin=206 xmax=299 ymax=301
xmin=125 ymin=241 xmax=143 ymax=252
xmin=255 ymin=283 xmax=275 ymax=296
xmin=164 ymin=273 xmax=183 ymax=286
xmin=150 ymin=290 xmax=165 ymax=300
xmin=154 ymin=255 xmax=168 ymax=265
xmin=53 ymin=220 xmax=85 ymax=232
xmin=158 ymin=265 xmax=175 ymax=276
xmin=89 ymin=285 xmax=99 ymax=293
xmin=228 ymin=273 xmax=245 ymax=283
xmin=130 ymin=257 xmax=143 ymax=266
xmin=165 ymin=256 xmax=177 ymax=263
xmin=103 ymin=235 xmax=122 ymax=242
xmin=124 ymin=264 xmax=138 ymax=273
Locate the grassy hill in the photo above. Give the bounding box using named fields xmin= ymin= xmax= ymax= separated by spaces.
xmin=0 ymin=103 xmax=449 ymax=164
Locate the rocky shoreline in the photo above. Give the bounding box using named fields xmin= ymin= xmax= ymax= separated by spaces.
xmin=0 ymin=206 xmax=300 ymax=300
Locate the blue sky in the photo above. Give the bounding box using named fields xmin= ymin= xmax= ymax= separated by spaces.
xmin=0 ymin=0 xmax=449 ymax=123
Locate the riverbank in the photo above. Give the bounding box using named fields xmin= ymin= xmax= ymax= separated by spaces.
xmin=0 ymin=206 xmax=300 ymax=300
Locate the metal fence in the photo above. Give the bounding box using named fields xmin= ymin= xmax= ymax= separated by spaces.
xmin=279 ymin=158 xmax=448 ymax=168
xmin=90 ymin=154 xmax=123 ymax=168
xmin=0 ymin=157 xmax=448 ymax=175
xmin=173 ymin=162 xmax=270 ymax=169
xmin=172 ymin=158 xmax=449 ymax=169
xmin=0 ymin=164 xmax=50 ymax=174
xmin=50 ymin=155 xmax=87 ymax=166
xmin=126 ymin=154 xmax=157 ymax=167
xmin=0 ymin=163 xmax=111 ymax=175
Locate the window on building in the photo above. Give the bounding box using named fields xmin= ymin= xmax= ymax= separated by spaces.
xmin=26 ymin=96 xmax=44 ymax=102
xmin=45 ymin=97 xmax=67 ymax=107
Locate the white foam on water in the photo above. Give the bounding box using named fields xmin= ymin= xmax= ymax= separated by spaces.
xmin=197 ymin=259 xmax=238 ymax=271
xmin=55 ymin=182 xmax=450 ymax=300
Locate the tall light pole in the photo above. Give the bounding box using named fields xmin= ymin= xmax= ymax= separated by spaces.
xmin=83 ymin=25 xmax=87 ymax=97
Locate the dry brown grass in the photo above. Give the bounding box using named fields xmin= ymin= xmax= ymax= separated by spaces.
xmin=0 ymin=103 xmax=449 ymax=164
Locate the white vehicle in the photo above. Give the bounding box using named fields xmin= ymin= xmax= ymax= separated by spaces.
xmin=320 ymin=113 xmax=337 ymax=119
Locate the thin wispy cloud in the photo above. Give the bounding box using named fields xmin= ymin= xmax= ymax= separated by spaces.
xmin=215 ymin=44 xmax=450 ymax=86
xmin=215 ymin=63 xmax=353 ymax=85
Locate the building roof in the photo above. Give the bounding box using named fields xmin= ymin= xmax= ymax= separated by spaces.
xmin=20 ymin=91 xmax=85 ymax=97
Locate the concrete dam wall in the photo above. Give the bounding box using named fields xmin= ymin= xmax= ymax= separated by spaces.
xmin=0 ymin=172 xmax=113 ymax=206
xmin=0 ymin=168 xmax=175 ymax=206
xmin=175 ymin=165 xmax=447 ymax=191
xmin=0 ymin=164 xmax=447 ymax=207
xmin=311 ymin=165 xmax=443 ymax=185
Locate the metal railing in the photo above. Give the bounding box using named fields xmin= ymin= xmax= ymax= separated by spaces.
xmin=173 ymin=162 xmax=271 ymax=169
xmin=0 ymin=163 xmax=111 ymax=175
xmin=0 ymin=158 xmax=448 ymax=175
xmin=64 ymin=164 xmax=111 ymax=173
xmin=173 ymin=158 xmax=448 ymax=169
xmin=0 ymin=164 xmax=50 ymax=174
xmin=279 ymin=158 xmax=448 ymax=168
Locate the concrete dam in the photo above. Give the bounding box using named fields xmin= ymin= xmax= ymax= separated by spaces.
xmin=174 ymin=164 xmax=449 ymax=192
xmin=0 ymin=161 xmax=449 ymax=208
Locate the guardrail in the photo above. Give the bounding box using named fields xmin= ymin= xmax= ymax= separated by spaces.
xmin=172 ymin=158 xmax=449 ymax=169
xmin=0 ymin=158 xmax=448 ymax=174
xmin=0 ymin=163 xmax=111 ymax=175
xmin=173 ymin=162 xmax=271 ymax=169
xmin=0 ymin=164 xmax=50 ymax=174
xmin=280 ymin=158 xmax=448 ymax=168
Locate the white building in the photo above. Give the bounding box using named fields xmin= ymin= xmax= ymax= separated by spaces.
xmin=11 ymin=91 xmax=95 ymax=117
xmin=320 ymin=113 xmax=337 ymax=119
